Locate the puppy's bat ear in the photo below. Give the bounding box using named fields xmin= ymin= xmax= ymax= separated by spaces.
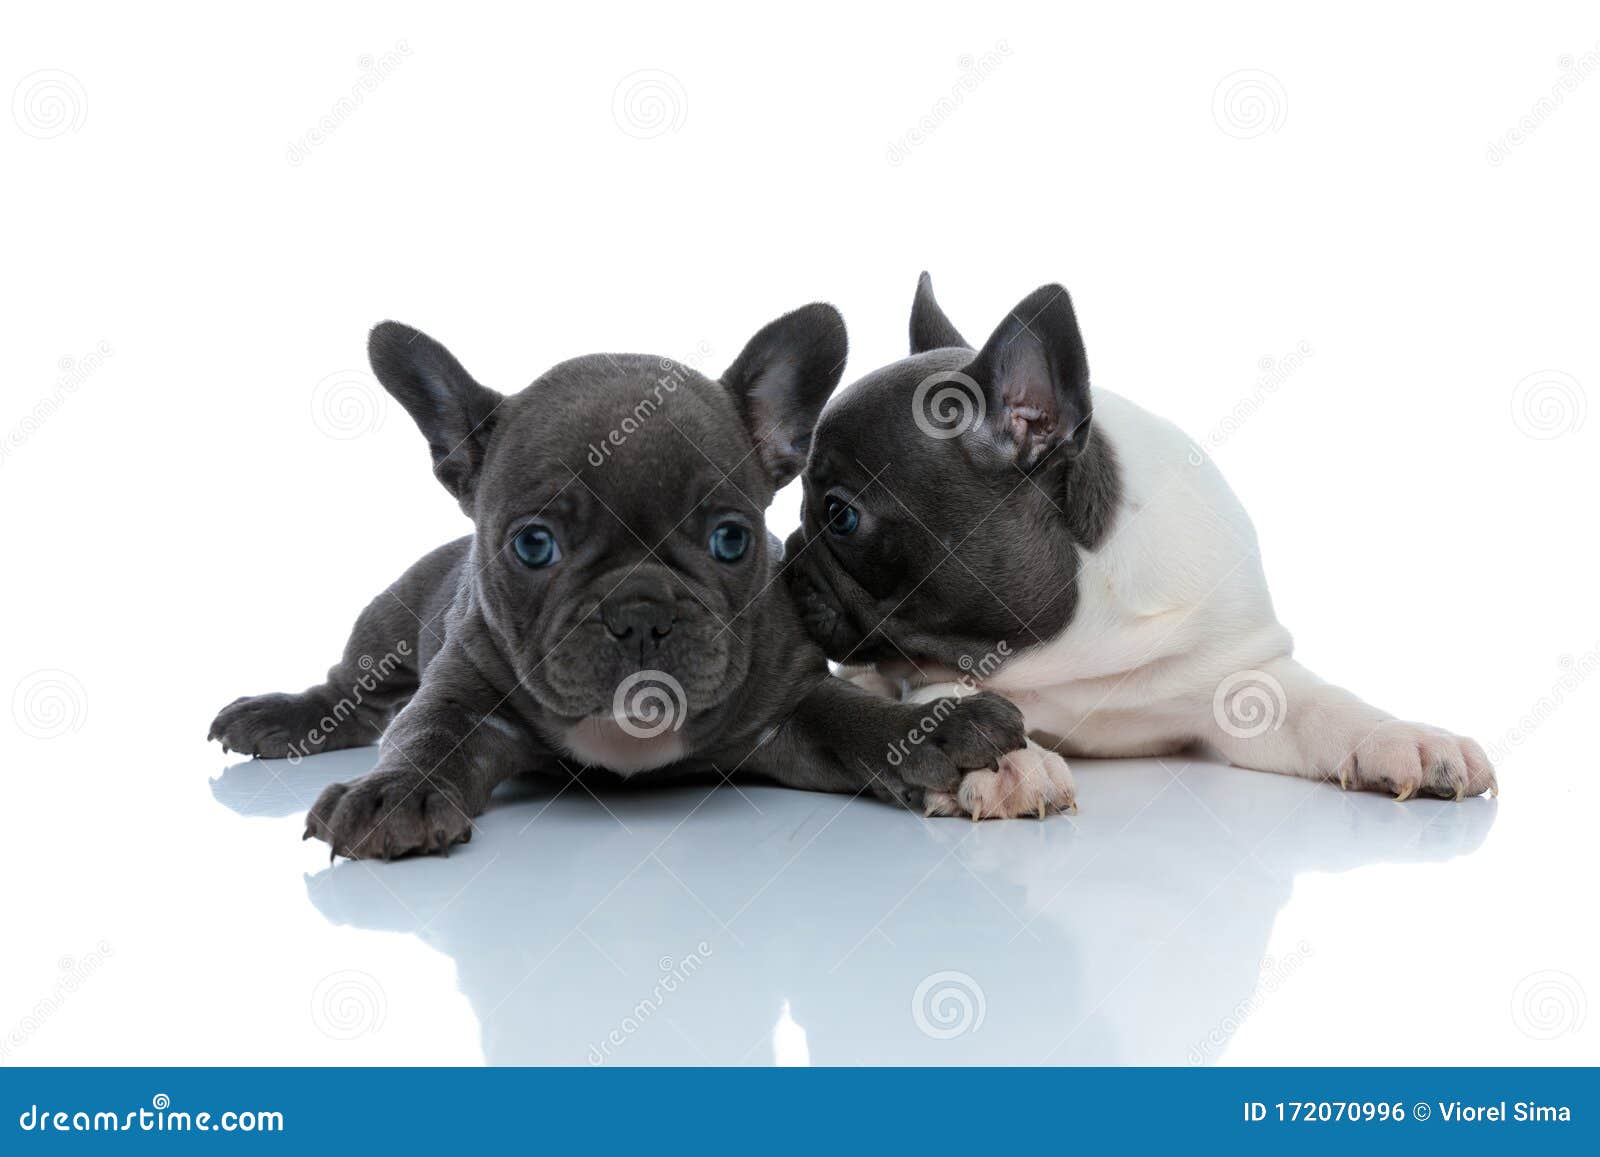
xmin=964 ymin=284 xmax=1092 ymax=470
xmin=722 ymin=303 xmax=848 ymax=490
xmin=368 ymin=321 xmax=504 ymax=512
xmin=909 ymin=271 xmax=970 ymax=353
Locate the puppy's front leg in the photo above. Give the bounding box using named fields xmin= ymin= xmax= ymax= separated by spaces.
xmin=737 ymin=676 xmax=1027 ymax=812
xmin=1200 ymin=656 xmax=1497 ymax=800
xmin=305 ymin=656 xmax=539 ymax=859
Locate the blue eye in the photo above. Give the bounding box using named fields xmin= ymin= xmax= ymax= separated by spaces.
xmin=709 ymin=522 xmax=750 ymax=563
xmin=824 ymin=497 xmax=859 ymax=536
xmin=512 ymin=525 xmax=560 ymax=568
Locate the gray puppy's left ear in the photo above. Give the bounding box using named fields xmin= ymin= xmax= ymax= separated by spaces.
xmin=368 ymin=321 xmax=504 ymax=512
xmin=721 ymin=303 xmax=848 ymax=488
xmin=965 ymin=284 xmax=1092 ymax=470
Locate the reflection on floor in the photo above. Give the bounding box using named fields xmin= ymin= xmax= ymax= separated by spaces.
xmin=210 ymin=749 xmax=1496 ymax=1065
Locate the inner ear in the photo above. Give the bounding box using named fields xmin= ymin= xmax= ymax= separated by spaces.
xmin=966 ymin=284 xmax=1092 ymax=470
xmin=992 ymin=338 xmax=1071 ymax=449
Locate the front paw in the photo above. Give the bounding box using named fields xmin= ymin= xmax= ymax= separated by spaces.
xmin=209 ymin=692 xmax=314 ymax=758
xmin=889 ymin=690 xmax=1028 ymax=791
xmin=1338 ymin=720 xmax=1497 ymax=801
xmin=925 ymin=690 xmax=1028 ymax=770
xmin=208 ymin=690 xmax=376 ymax=758
xmin=925 ymin=739 xmax=1077 ymax=820
xmin=305 ymin=769 xmax=474 ymax=860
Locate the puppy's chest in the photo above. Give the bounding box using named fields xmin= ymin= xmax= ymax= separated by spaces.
xmin=557 ymin=717 xmax=687 ymax=775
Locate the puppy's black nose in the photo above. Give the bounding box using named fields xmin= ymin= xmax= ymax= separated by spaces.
xmin=602 ymin=598 xmax=674 ymax=644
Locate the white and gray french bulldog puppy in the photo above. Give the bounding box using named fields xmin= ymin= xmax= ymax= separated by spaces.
xmin=210 ymin=307 xmax=1026 ymax=858
xmin=784 ymin=274 xmax=1497 ymax=819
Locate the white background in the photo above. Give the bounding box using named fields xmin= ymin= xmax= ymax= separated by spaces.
xmin=2 ymin=2 xmax=1596 ymax=1065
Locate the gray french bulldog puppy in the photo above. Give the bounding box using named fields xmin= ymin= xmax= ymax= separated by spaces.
xmin=209 ymin=306 xmax=1027 ymax=859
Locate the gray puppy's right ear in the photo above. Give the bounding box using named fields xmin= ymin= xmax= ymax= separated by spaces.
xmin=909 ymin=271 xmax=970 ymax=353
xmin=368 ymin=321 xmax=504 ymax=511
xmin=721 ymin=303 xmax=848 ymax=490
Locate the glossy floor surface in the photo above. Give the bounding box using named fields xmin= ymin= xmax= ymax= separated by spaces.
xmin=6 ymin=742 xmax=1594 ymax=1066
